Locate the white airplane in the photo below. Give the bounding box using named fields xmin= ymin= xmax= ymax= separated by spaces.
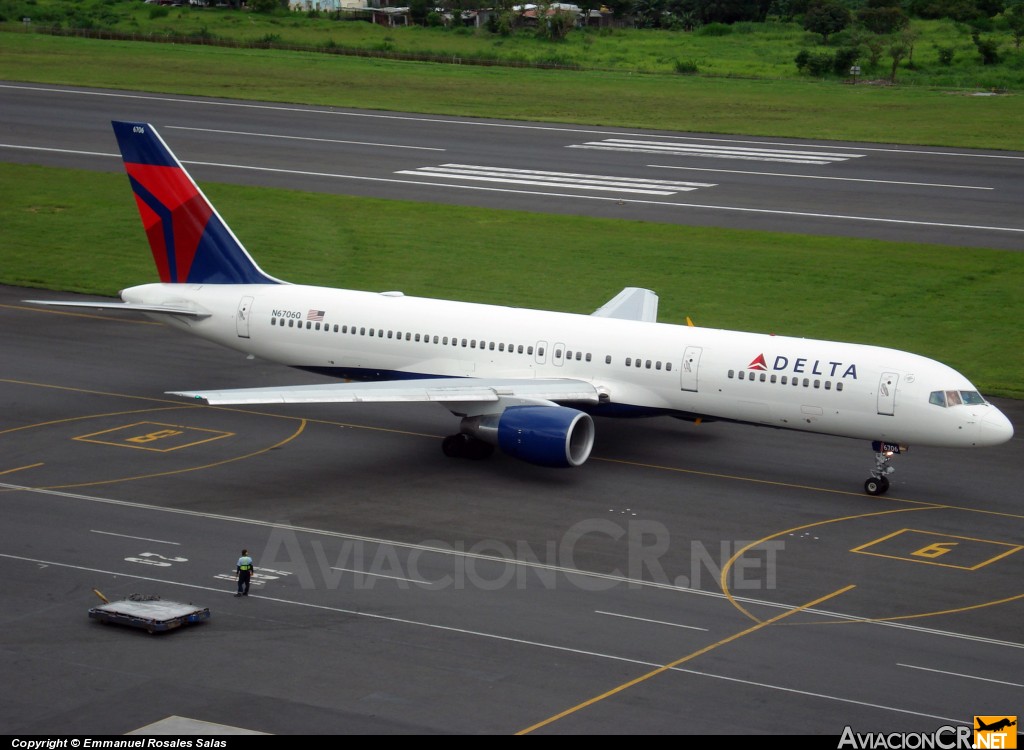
xmin=28 ymin=121 xmax=1014 ymax=495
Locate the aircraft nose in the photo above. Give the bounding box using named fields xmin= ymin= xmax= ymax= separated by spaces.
xmin=977 ymin=407 xmax=1014 ymax=446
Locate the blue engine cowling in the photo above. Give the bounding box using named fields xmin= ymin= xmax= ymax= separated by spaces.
xmin=495 ymin=405 xmax=595 ymax=468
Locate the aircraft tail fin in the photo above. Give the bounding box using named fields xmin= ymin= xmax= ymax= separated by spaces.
xmin=111 ymin=121 xmax=281 ymax=285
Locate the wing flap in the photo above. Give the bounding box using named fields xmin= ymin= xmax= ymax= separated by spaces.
xmin=171 ymin=378 xmax=601 ymax=406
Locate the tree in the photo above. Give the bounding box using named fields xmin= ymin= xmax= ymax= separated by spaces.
xmin=803 ymin=0 xmax=851 ymax=43
xmin=1007 ymin=3 xmax=1024 ymax=51
xmin=632 ymin=0 xmax=667 ymax=27
xmin=857 ymin=6 xmax=909 ymax=34
xmin=971 ymin=29 xmax=1002 ymax=62
xmin=887 ymin=35 xmax=909 ymax=81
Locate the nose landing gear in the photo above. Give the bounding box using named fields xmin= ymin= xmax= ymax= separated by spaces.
xmin=864 ymin=441 xmax=906 ymax=495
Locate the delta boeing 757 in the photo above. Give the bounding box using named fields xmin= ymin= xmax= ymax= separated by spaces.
xmin=28 ymin=121 xmax=1014 ymax=495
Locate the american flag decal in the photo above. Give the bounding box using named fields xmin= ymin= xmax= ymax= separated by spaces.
xmin=307 ymin=309 xmax=325 ymax=322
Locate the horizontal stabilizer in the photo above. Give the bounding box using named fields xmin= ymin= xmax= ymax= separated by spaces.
xmin=591 ymin=287 xmax=659 ymax=322
xmin=171 ymin=378 xmax=601 ymax=406
xmin=25 ymin=300 xmax=211 ymax=318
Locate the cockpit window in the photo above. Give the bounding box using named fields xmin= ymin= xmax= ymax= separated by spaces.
xmin=929 ymin=390 xmax=987 ymax=407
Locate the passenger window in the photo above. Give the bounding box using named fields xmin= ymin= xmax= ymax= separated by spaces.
xmin=728 ymin=370 xmax=734 ymax=378
xmin=666 ymin=362 xmax=672 ymax=371
xmin=626 ymin=358 xmax=632 ymax=366
xmin=759 ymin=373 xmax=766 ymax=382
xmin=606 ymin=355 xmax=612 ymax=364
xmin=837 ymin=382 xmax=844 ymax=392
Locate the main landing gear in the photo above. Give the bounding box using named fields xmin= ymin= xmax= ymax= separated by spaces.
xmin=442 ymin=433 xmax=495 ymax=461
xmin=864 ymin=441 xmax=905 ymax=496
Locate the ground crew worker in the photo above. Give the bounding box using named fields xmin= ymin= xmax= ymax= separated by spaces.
xmin=235 ymin=549 xmax=254 ymax=596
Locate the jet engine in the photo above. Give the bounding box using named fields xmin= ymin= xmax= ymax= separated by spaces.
xmin=458 ymin=405 xmax=595 ymax=468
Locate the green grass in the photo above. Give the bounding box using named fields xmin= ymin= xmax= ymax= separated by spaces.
xmin=3 ymin=163 xmax=1021 ymax=398
xmin=2 ymin=32 xmax=1023 ymax=149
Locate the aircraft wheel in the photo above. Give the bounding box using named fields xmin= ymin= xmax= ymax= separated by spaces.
xmin=864 ymin=476 xmax=889 ymax=496
xmin=464 ymin=440 xmax=495 ymax=460
xmin=442 ymin=435 xmax=465 ymax=458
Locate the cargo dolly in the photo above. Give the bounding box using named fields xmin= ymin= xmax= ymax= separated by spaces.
xmin=89 ymin=590 xmax=211 ymax=634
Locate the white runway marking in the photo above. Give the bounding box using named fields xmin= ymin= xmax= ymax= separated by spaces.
xmin=571 ymin=138 xmax=865 ymax=165
xmin=397 ymin=164 xmax=716 ymax=195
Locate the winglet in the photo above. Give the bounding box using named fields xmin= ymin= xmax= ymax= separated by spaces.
xmin=111 ymin=121 xmax=282 ymax=286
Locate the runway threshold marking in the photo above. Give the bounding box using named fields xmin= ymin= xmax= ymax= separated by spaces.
xmin=515 ymin=585 xmax=855 ymax=735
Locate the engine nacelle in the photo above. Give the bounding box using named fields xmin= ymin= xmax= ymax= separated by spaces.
xmin=461 ymin=405 xmax=595 ymax=468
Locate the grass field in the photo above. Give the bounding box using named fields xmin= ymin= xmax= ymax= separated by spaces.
xmin=3 ymin=163 xmax=1021 ymax=398
xmin=2 ymin=32 xmax=1023 ymax=151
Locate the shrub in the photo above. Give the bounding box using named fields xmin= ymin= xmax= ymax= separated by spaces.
xmin=697 ymin=22 xmax=733 ymax=36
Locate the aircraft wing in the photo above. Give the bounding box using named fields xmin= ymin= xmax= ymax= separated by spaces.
xmin=25 ymin=300 xmax=211 ymax=318
xmin=170 ymin=378 xmax=602 ymax=407
xmin=591 ymin=287 xmax=659 ymax=322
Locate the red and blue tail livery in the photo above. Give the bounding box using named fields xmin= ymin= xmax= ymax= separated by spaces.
xmin=111 ymin=121 xmax=280 ymax=285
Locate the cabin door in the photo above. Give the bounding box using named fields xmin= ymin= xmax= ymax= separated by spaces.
xmin=877 ymin=372 xmax=899 ymax=415
xmin=680 ymin=346 xmax=702 ymax=392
